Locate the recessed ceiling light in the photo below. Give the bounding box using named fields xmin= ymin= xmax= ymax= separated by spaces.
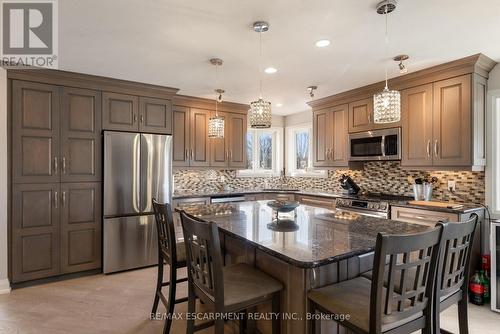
xmin=276 ymin=103 xmax=283 ymax=107
xmin=264 ymin=67 xmax=277 ymax=74
xmin=315 ymin=39 xmax=331 ymax=48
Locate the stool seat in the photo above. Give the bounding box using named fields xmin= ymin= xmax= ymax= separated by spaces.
xmin=308 ymin=277 xmax=422 ymax=333
xmin=223 ymin=263 xmax=283 ymax=311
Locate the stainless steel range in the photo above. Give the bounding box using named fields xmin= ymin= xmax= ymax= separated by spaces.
xmin=335 ymin=198 xmax=390 ymax=219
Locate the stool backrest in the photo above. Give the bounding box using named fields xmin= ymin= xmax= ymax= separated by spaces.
xmin=152 ymin=199 xmax=177 ymax=264
xmin=436 ymin=214 xmax=478 ymax=300
xmin=180 ymin=211 xmax=224 ymax=305
xmin=370 ymin=226 xmax=443 ymax=334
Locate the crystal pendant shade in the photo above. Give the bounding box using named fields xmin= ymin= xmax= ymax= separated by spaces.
xmin=208 ymin=115 xmax=225 ymax=138
xmin=373 ymin=87 xmax=401 ymax=123
xmin=249 ymin=98 xmax=272 ymax=128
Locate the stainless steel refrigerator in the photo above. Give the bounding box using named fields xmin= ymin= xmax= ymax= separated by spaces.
xmin=103 ymin=131 xmax=172 ymax=274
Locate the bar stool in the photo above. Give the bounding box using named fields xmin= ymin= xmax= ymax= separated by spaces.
xmin=151 ymin=199 xmax=188 ymax=334
xmin=308 ymin=226 xmax=443 ymax=334
xmin=361 ymin=214 xmax=478 ymax=334
xmin=433 ymin=214 xmax=478 ymax=334
xmin=180 ymin=211 xmax=283 ymax=334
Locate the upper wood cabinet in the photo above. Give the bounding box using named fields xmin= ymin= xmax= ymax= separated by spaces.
xmin=348 ymin=97 xmax=401 ymax=133
xmin=401 ymin=75 xmax=481 ymax=169
xmin=432 ymin=75 xmax=471 ymax=166
xmin=313 ymin=104 xmax=348 ymax=167
xmin=102 ymin=93 xmax=172 ymax=134
xmin=102 ymin=92 xmax=139 ymax=132
xmin=401 ymin=84 xmax=433 ymax=166
xmin=210 ymin=112 xmax=247 ymax=168
xmin=12 ymin=81 xmax=61 ymax=184
xmin=139 ymin=97 xmax=172 ymax=134
xmin=172 ymin=106 xmax=190 ymax=167
xmin=190 ymin=108 xmax=211 ymax=167
xmin=61 ymin=87 xmax=102 ymax=182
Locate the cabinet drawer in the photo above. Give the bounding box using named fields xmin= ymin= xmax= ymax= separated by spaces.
xmin=263 ymin=193 xmax=296 ymax=201
xmin=296 ymin=195 xmax=335 ymax=210
xmin=245 ymin=194 xmax=265 ymax=201
xmin=391 ymin=206 xmax=459 ymax=227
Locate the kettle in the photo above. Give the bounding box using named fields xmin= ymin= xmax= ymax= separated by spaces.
xmin=339 ymin=174 xmax=360 ymax=195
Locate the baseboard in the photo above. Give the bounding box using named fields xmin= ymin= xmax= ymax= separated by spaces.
xmin=0 ymin=278 xmax=11 ymax=294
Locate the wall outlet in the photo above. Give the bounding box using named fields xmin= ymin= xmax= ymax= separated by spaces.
xmin=447 ymin=180 xmax=456 ymax=192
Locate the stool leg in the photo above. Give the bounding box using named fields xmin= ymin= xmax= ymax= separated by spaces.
xmin=186 ymin=283 xmax=196 ymax=334
xmin=151 ymin=258 xmax=164 ymax=314
xmin=214 ymin=319 xmax=225 ymax=334
xmin=272 ymin=293 xmax=281 ymax=334
xmin=239 ymin=310 xmax=247 ymax=334
xmin=163 ymin=265 xmax=177 ymax=334
xmin=458 ymin=298 xmax=469 ymax=334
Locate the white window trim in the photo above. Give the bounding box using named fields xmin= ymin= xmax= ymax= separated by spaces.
xmin=486 ymin=89 xmax=500 ymax=219
xmin=286 ymin=123 xmax=326 ymax=178
xmin=237 ymin=127 xmax=283 ymax=177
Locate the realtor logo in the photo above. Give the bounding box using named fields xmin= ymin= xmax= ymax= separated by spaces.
xmin=1 ymin=0 xmax=58 ymax=68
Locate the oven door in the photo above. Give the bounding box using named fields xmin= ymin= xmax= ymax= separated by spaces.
xmin=348 ymin=128 xmax=401 ymax=161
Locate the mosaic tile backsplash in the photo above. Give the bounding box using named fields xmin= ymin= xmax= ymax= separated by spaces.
xmin=173 ymin=162 xmax=485 ymax=204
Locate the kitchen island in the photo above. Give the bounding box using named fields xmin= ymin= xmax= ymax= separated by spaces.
xmin=178 ymin=201 xmax=429 ymax=334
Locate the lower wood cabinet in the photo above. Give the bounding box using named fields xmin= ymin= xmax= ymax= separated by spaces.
xmin=296 ymin=195 xmax=335 ymax=210
xmin=11 ymin=182 xmax=102 ymax=283
xmin=390 ymin=206 xmax=458 ymax=227
xmin=61 ymin=182 xmax=102 ymax=274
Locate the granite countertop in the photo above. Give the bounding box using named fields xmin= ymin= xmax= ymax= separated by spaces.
xmin=172 ymin=188 xmax=484 ymax=214
xmin=177 ymin=201 xmax=429 ymax=268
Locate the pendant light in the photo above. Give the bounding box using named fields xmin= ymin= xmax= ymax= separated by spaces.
xmin=373 ymin=0 xmax=401 ymax=124
xmin=208 ymin=58 xmax=225 ymax=139
xmin=249 ymin=21 xmax=272 ymax=128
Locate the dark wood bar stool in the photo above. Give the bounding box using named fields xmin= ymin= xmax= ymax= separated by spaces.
xmin=361 ymin=214 xmax=478 ymax=334
xmin=308 ymin=226 xmax=443 ymax=334
xmin=433 ymin=214 xmax=478 ymax=334
xmin=151 ymin=199 xmax=188 ymax=334
xmin=180 ymin=211 xmax=283 ymax=334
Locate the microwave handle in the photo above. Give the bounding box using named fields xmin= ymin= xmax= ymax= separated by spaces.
xmin=381 ymin=135 xmax=386 ymax=156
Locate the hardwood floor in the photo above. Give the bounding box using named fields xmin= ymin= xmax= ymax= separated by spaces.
xmin=0 ymin=267 xmax=498 ymax=334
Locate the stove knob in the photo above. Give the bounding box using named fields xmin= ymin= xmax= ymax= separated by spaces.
xmin=374 ymin=203 xmax=380 ymax=210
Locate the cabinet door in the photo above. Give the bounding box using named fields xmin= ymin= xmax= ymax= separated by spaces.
xmin=61 ymin=87 xmax=102 ymax=182
xmin=172 ymin=106 xmax=190 ymax=167
xmin=331 ymin=104 xmax=349 ymax=166
xmin=190 ymin=108 xmax=210 ymax=167
xmin=401 ymin=84 xmax=433 ymax=167
xmin=348 ymin=98 xmax=373 ymax=133
xmin=139 ymin=97 xmax=172 ymax=134
xmin=102 ymin=92 xmax=139 ymax=132
xmin=61 ymin=182 xmax=102 ymax=273
xmin=12 ymin=81 xmax=60 ymax=184
xmin=228 ymin=113 xmax=247 ymax=169
xmin=11 ymin=183 xmax=61 ymax=282
xmin=432 ymin=75 xmax=472 ymax=166
xmin=210 ymin=112 xmax=228 ymax=168
xmin=313 ymin=108 xmax=333 ymax=167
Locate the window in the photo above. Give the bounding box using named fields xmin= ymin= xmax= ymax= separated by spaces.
xmin=286 ymin=124 xmax=326 ymax=177
xmin=238 ymin=128 xmax=282 ymax=177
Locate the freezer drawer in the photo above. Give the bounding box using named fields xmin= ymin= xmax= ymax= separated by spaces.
xmin=103 ymin=215 xmax=158 ymax=274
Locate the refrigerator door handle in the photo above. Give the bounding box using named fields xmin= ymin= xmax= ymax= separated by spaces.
xmin=133 ymin=134 xmax=141 ymax=213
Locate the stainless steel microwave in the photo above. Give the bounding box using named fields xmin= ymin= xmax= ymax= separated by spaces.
xmin=348 ymin=128 xmax=401 ymax=161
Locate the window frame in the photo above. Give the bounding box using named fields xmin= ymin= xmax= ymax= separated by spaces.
xmin=286 ymin=123 xmax=326 ymax=178
xmin=237 ymin=127 xmax=283 ymax=177
xmin=486 ymin=89 xmax=500 ymax=219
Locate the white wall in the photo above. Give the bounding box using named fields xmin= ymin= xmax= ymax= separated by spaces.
xmin=284 ymin=110 xmax=312 ymax=127
xmin=0 ymin=67 xmax=10 ymax=293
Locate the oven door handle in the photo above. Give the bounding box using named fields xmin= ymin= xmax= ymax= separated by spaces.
xmin=381 ymin=135 xmax=386 ymax=157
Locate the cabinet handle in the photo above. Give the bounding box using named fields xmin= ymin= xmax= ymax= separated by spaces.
xmin=133 ymin=114 xmax=138 ymax=123
xmin=426 ymin=140 xmax=431 ymax=158
xmin=225 ymin=150 xmax=229 ymax=161
xmin=434 ymin=140 xmax=439 ymax=158
xmin=368 ymin=111 xmax=372 ymax=124
xmin=62 ymin=191 xmax=66 ymax=207
xmin=54 ymin=191 xmax=58 ymax=209
xmin=62 ymin=157 xmax=66 ymax=174
xmin=53 ymin=157 xmax=58 ymax=175
xmin=185 ymin=149 xmax=188 ymax=160
xmin=140 ymin=115 xmax=144 ymax=123
xmin=381 ymin=136 xmax=386 ymax=157
xmin=229 ymin=150 xmax=232 ymax=161
xmin=190 ymin=149 xmax=194 ymax=161
xmin=331 ymin=148 xmax=334 ymax=160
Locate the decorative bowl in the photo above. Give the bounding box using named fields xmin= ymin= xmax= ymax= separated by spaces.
xmin=266 ymin=200 xmax=300 ymax=213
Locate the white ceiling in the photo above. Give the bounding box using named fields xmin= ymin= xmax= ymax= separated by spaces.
xmin=59 ymin=0 xmax=500 ymax=115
